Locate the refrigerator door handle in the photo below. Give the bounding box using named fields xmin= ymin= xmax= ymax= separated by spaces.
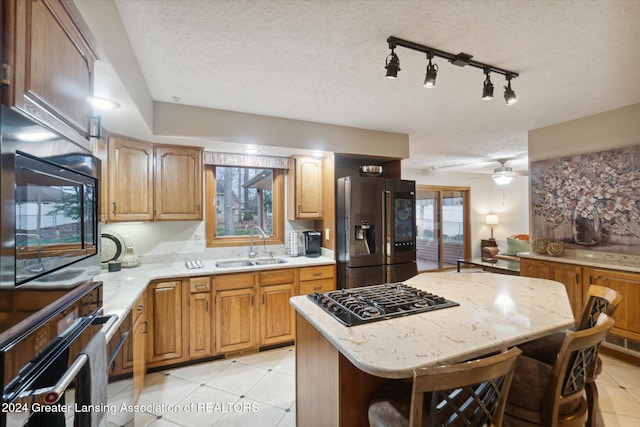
xmin=384 ymin=190 xmax=391 ymax=261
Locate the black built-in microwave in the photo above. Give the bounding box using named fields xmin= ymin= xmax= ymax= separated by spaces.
xmin=0 ymin=106 xmax=101 ymax=287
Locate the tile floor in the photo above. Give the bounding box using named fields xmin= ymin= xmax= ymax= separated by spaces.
xmin=106 ymin=346 xmax=640 ymax=427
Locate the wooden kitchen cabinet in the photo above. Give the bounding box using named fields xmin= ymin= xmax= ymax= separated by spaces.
xmin=520 ymin=257 xmax=583 ymax=320
xmin=258 ymin=269 xmax=296 ymax=346
xmin=107 ymin=134 xmax=154 ymax=222
xmin=299 ymin=264 xmax=336 ymax=295
xmin=188 ymin=276 xmax=213 ymax=359
xmin=93 ymin=136 xmax=109 ymax=223
xmin=155 ymin=145 xmax=203 ymax=220
xmin=131 ymin=293 xmax=146 ymax=403
xmin=584 ymin=267 xmax=640 ymax=342
xmin=287 ymin=156 xmax=323 ymax=220
xmin=214 ymin=273 xmax=257 ymax=354
xmin=146 ymin=279 xmax=186 ymax=367
xmin=105 ymin=133 xmax=203 ymax=222
xmin=2 ymin=0 xmax=97 ymax=142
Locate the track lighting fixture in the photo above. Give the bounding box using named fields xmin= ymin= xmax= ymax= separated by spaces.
xmin=482 ymin=69 xmax=494 ymax=100
xmin=423 ymin=53 xmax=438 ymax=88
xmin=385 ymin=46 xmax=400 ymax=79
xmin=385 ymin=36 xmax=519 ymax=104
xmin=503 ymin=74 xmax=518 ymax=105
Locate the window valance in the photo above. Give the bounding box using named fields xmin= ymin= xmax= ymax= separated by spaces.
xmin=203 ymin=152 xmax=289 ymax=169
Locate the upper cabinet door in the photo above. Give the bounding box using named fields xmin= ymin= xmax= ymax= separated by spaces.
xmin=108 ymin=135 xmax=154 ymax=222
xmin=155 ymin=146 xmax=203 ymax=221
xmin=288 ymin=156 xmax=323 ymax=220
xmin=3 ymin=0 xmax=97 ymax=144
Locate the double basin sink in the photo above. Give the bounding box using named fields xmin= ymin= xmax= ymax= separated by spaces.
xmin=215 ymin=257 xmax=288 ymax=269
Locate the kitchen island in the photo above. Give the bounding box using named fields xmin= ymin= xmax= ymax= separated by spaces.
xmin=290 ymin=272 xmax=575 ymax=426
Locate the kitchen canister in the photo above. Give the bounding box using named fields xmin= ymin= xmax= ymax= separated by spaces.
xmin=121 ymin=243 xmax=140 ymax=268
xmin=290 ymin=231 xmax=300 ymax=257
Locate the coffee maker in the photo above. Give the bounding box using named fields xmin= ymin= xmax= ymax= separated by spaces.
xmin=303 ymin=230 xmax=322 ymax=258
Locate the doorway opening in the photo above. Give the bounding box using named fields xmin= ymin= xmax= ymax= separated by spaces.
xmin=416 ymin=186 xmax=471 ymax=271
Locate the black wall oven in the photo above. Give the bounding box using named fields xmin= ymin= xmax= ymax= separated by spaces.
xmin=1 ymin=105 xmax=101 ymax=288
xmin=1 ymin=106 xmax=106 ymax=426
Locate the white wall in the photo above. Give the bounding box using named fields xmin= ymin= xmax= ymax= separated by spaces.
xmin=403 ymin=169 xmax=529 ymax=257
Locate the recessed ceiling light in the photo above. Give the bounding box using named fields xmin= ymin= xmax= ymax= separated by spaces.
xmin=244 ymin=147 xmax=259 ymax=154
xmin=87 ymin=96 xmax=120 ymax=109
xmin=312 ymin=151 xmax=324 ymax=158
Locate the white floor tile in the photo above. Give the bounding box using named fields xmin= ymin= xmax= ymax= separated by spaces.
xmin=597 ymin=383 xmax=640 ymax=418
xmin=245 ymin=370 xmax=296 ymax=409
xmin=213 ymin=398 xmax=288 ymax=427
xmin=272 ymin=350 xmax=296 ymax=375
xmin=126 ymin=345 xmax=640 ymax=427
xmin=168 ymin=358 xmax=234 ymax=384
xmin=161 ymin=385 xmax=240 ymax=426
xmin=206 ymin=362 xmax=268 ymax=396
xmin=235 ymin=348 xmax=290 ymax=370
xmin=137 ymin=375 xmax=201 ymax=416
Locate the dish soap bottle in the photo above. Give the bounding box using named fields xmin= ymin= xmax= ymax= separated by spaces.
xmin=121 ymin=242 xmax=140 ymax=268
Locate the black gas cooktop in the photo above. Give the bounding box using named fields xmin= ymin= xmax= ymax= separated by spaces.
xmin=308 ymin=283 xmax=459 ymax=326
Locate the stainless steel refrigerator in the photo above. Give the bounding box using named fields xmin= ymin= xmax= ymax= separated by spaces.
xmin=336 ymin=176 xmax=417 ymax=289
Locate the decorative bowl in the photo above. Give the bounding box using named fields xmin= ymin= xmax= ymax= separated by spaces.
xmin=532 ymin=237 xmax=550 ymax=255
xmin=546 ymin=242 xmax=565 ymax=257
xmin=359 ymin=165 xmax=383 ymax=177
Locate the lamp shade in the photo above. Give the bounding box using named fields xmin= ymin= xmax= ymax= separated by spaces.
xmin=485 ymin=215 xmax=499 ymax=225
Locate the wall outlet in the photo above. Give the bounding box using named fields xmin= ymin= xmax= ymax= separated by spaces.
xmin=325 ymin=228 xmax=330 ymax=240
xmin=195 ymin=233 xmax=203 ymax=245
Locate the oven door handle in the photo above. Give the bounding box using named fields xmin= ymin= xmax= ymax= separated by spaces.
xmin=18 ymin=353 xmax=88 ymax=405
xmin=17 ymin=315 xmax=117 ymax=405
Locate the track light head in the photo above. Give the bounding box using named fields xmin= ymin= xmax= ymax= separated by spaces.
xmin=482 ymin=69 xmax=494 ymax=100
xmin=385 ymin=48 xmax=400 ymax=79
xmin=423 ymin=54 xmax=438 ymax=88
xmin=504 ymin=74 xmax=518 ymax=105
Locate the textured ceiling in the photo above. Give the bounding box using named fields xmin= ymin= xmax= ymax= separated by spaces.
xmin=99 ymin=0 xmax=640 ymax=174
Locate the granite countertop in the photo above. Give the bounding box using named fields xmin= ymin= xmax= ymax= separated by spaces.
xmin=97 ymin=255 xmax=335 ymax=341
xmin=290 ymin=272 xmax=575 ymax=379
xmin=518 ymin=251 xmax=640 ymax=273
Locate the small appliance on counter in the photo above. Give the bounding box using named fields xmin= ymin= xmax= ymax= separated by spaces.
xmin=303 ymin=230 xmax=322 ymax=258
xmin=289 ymin=231 xmax=303 ymax=257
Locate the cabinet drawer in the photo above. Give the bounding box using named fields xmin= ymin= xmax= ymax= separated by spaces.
xmin=190 ymin=276 xmax=211 ymax=293
xmin=299 ymin=278 xmax=335 ymax=295
xmin=214 ymin=272 xmax=255 ymax=291
xmin=258 ymin=269 xmax=295 ymax=286
xmin=299 ymin=265 xmax=334 ymax=281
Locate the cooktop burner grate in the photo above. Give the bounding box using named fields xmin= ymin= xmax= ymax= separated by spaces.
xmin=308 ymin=283 xmax=459 ymax=326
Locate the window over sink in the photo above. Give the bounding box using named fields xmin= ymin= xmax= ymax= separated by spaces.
xmin=205 ymin=165 xmax=284 ymax=248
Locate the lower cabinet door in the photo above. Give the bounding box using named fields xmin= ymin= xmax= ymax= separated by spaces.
xmin=260 ymin=284 xmax=295 ymax=346
xmin=215 ymin=288 xmax=256 ymax=354
xmin=146 ymin=280 xmax=185 ymax=366
xmin=189 ymin=291 xmax=213 ymax=358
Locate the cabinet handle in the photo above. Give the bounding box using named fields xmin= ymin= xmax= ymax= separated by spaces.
xmin=142 ymin=321 xmax=148 ymax=334
xmin=313 ymin=286 xmax=321 ymax=291
xmin=251 ymin=295 xmax=254 ymax=306
xmin=136 ymin=304 xmax=144 ymax=312
xmin=262 ymin=294 xmax=265 ymax=304
xmin=196 ymin=284 xmax=206 ymax=288
xmin=298 ymin=204 xmax=301 ymax=214
xmin=205 ymin=301 xmax=209 ymax=312
xmin=312 ymin=272 xmax=322 ymax=277
xmin=112 ymin=202 xmax=117 ymax=214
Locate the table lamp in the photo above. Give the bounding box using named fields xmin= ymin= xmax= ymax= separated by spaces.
xmin=485 ymin=215 xmax=499 ymax=240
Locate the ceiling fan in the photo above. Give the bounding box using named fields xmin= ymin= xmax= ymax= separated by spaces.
xmin=461 ymin=158 xmax=528 ymax=184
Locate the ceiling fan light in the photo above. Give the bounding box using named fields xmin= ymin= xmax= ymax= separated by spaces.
xmin=492 ymin=172 xmax=514 ymax=185
xmin=385 ymin=51 xmax=400 ymax=79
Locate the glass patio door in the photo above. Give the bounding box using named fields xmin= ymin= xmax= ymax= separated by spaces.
xmin=416 ymin=186 xmax=470 ymax=271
